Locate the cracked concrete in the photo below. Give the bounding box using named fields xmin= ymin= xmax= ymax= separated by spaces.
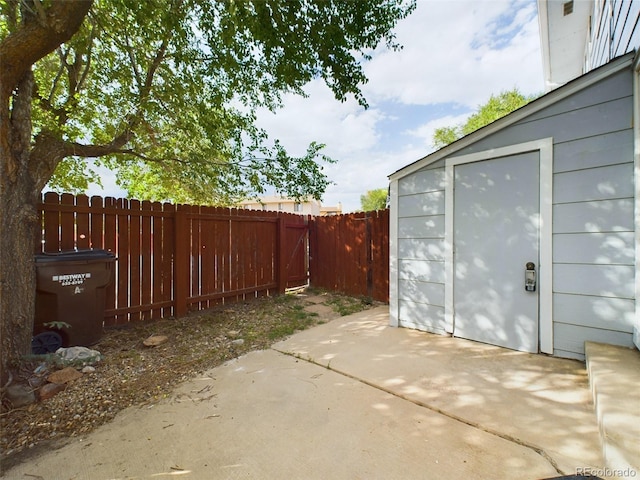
xmin=3 ymin=306 xmax=603 ymax=479
xmin=273 ymin=306 xmax=604 ymax=476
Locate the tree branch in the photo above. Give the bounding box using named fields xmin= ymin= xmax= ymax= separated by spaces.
xmin=0 ymin=0 xmax=93 ymax=99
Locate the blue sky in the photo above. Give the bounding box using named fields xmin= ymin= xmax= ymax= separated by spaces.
xmin=87 ymin=0 xmax=545 ymax=212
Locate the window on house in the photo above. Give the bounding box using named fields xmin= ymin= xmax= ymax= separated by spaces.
xmin=294 ymin=203 xmax=302 ymax=212
xmin=278 ymin=203 xmax=283 ymax=210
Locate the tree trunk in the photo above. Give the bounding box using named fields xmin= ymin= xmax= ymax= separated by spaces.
xmin=0 ymin=157 xmax=40 ymax=386
xmin=0 ymin=0 xmax=92 ymax=386
xmin=0 ymin=70 xmax=40 ymax=386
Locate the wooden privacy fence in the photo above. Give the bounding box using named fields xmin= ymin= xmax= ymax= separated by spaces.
xmin=37 ymin=192 xmax=309 ymax=326
xmin=309 ymin=209 xmax=389 ymax=302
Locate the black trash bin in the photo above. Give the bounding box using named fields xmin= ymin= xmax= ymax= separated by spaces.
xmin=32 ymin=249 xmax=116 ymax=353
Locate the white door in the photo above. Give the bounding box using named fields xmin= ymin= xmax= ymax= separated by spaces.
xmin=453 ymin=152 xmax=540 ymax=353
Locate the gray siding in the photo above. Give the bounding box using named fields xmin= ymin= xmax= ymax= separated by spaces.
xmin=455 ymin=71 xmax=633 ymax=156
xmin=395 ymin=64 xmax=636 ymax=359
xmin=397 ymin=165 xmax=446 ymax=334
xmin=586 ymin=0 xmax=640 ymax=72
xmin=461 ymin=67 xmax=635 ymax=359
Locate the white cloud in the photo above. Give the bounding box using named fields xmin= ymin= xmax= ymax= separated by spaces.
xmin=407 ymin=112 xmax=473 ymax=150
xmin=85 ymin=162 xmax=127 ymax=199
xmin=362 ymin=0 xmax=543 ymax=107
xmin=255 ymin=80 xmax=384 ymax=157
xmin=255 ymin=0 xmax=545 ymax=212
xmin=85 ymin=0 xmax=545 ymax=214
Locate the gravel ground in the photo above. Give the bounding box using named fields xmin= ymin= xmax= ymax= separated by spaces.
xmin=0 ymin=289 xmax=378 ymax=471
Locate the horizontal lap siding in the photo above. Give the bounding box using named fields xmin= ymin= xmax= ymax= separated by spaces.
xmin=592 ymin=1 xmax=613 ymax=68
xmin=587 ymin=0 xmax=640 ymax=71
xmin=447 ymin=67 xmax=636 ymax=359
xmin=397 ymin=166 xmax=446 ymax=334
xmin=551 ymin=140 xmax=635 ymax=357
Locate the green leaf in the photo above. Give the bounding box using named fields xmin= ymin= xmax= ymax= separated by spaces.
xmin=432 ymin=88 xmax=540 ymax=149
xmin=13 ymin=0 xmax=416 ymax=204
xmin=360 ymin=188 xmax=388 ymax=211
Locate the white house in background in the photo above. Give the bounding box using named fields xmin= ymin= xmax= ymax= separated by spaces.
xmin=238 ymin=196 xmax=342 ymax=216
xmin=538 ymin=0 xmax=640 ymax=91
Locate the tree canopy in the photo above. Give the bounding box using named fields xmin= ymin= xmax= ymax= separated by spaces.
xmin=4 ymin=0 xmax=416 ymax=204
xmin=360 ymin=188 xmax=388 ymax=211
xmin=432 ymin=88 xmax=537 ymax=149
xmin=0 ymin=0 xmax=415 ymax=382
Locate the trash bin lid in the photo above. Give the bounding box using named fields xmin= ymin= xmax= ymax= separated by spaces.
xmin=36 ymin=249 xmax=116 ymax=263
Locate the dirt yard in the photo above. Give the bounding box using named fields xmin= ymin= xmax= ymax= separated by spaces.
xmin=0 ymin=288 xmax=379 ymax=470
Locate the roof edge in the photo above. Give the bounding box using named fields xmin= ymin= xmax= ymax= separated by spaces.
xmin=389 ymin=52 xmax=635 ymax=182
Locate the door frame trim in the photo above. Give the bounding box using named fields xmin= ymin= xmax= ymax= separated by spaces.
xmin=444 ymin=138 xmax=554 ymax=354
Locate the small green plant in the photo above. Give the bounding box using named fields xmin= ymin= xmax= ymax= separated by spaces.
xmin=325 ymin=295 xmax=371 ymax=316
xmin=267 ymin=306 xmax=319 ymax=341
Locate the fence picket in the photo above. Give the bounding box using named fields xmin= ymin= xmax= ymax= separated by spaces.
xmin=60 ymin=193 xmax=75 ymax=251
xmin=141 ymin=200 xmax=152 ymax=321
xmin=160 ymin=202 xmax=174 ymax=318
xmin=309 ymin=210 xmax=389 ymax=302
xmin=89 ymin=196 xmax=104 ymax=250
xmin=76 ymin=195 xmax=90 ymax=250
xmin=115 ymin=198 xmax=129 ymax=325
xmin=37 ymin=193 xmax=387 ymax=331
xmin=129 ymin=199 xmax=141 ymax=323
xmin=103 ymin=197 xmax=117 ymax=324
xmin=42 ymin=192 xmax=59 ymax=251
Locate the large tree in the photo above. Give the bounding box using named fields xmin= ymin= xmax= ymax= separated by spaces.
xmin=0 ymin=0 xmax=415 ymax=384
xmin=432 ymin=88 xmax=537 ymax=149
xmin=360 ymin=188 xmax=388 ymax=211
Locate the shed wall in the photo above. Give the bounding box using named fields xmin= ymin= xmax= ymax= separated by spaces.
xmin=397 ymin=160 xmax=447 ymax=333
xmin=394 ymin=67 xmax=636 ymax=360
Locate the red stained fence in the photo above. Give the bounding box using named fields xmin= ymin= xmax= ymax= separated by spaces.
xmin=38 ymin=193 xmax=309 ymax=326
xmin=309 ymin=209 xmax=389 ymax=302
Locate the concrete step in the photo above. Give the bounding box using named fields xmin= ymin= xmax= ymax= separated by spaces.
xmin=585 ymin=342 xmax=640 ymax=477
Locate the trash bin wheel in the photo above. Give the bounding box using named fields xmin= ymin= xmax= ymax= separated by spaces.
xmin=31 ymin=331 xmax=63 ymax=354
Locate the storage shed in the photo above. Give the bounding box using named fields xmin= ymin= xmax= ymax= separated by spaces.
xmin=388 ymin=52 xmax=640 ymax=360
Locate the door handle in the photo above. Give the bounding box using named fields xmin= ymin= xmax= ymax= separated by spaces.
xmin=525 ymin=262 xmax=536 ymax=292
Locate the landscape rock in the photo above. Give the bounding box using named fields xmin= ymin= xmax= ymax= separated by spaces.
xmin=2 ymin=290 xmax=372 ymax=458
xmin=47 ymin=367 xmax=82 ymax=384
xmin=6 ymin=384 xmax=35 ymax=408
xmin=38 ymin=383 xmax=67 ymax=401
xmin=143 ymin=334 xmax=168 ymax=347
xmin=82 ymin=366 xmax=96 ymax=373
xmin=56 ymin=346 xmax=103 ymax=366
xmin=231 ymin=339 xmax=245 ymax=346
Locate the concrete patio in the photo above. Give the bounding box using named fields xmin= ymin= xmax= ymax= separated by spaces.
xmin=4 ymin=306 xmax=637 ymax=479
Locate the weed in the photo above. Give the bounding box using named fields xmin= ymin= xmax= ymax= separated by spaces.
xmin=324 ymin=295 xmax=371 ymax=316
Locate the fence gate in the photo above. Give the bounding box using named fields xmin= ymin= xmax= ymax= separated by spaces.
xmin=37 ymin=193 xmax=388 ymax=327
xmin=309 ymin=210 xmax=389 ymax=302
xmin=282 ymin=217 xmax=309 ymax=289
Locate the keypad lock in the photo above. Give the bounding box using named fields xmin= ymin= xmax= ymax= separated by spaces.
xmin=525 ymin=262 xmax=536 ymax=292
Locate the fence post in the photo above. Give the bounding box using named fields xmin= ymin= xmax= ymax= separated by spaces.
xmin=366 ymin=211 xmax=373 ymax=300
xmin=276 ymin=216 xmax=287 ymax=293
xmin=174 ymin=206 xmax=189 ymax=317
